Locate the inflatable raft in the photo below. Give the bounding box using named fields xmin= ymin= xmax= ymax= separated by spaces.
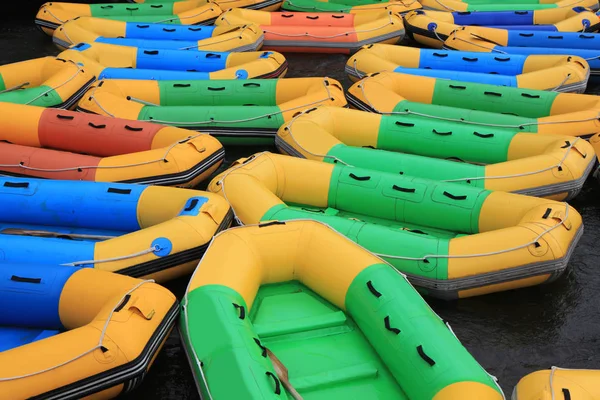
xmin=0 ymin=263 xmax=177 ymax=399
xmin=277 ymin=106 xmax=595 ymax=200
xmin=347 ymin=71 xmax=600 ymax=140
xmin=208 ymin=152 xmax=583 ymax=299
xmin=0 ymin=103 xmax=224 ymax=186
xmin=215 ymin=9 xmax=405 ymax=53
xmin=444 ymin=27 xmax=600 ymax=76
xmin=420 ymin=0 xmax=599 ymax=12
xmin=512 ymin=367 xmax=600 ymax=400
xmin=53 ymin=17 xmax=264 ymax=52
xmin=347 ymin=44 xmax=590 ymax=92
xmin=404 ymin=9 xmax=598 ymax=48
xmin=0 ymin=57 xmax=95 ymax=108
xmin=180 ymin=220 xmax=504 ymax=399
xmin=0 ymin=177 xmax=232 ymax=282
xmin=58 ymin=42 xmax=287 ymax=81
xmin=77 ymin=77 xmax=346 ymax=144
xmin=281 ymin=0 xmax=422 ymax=13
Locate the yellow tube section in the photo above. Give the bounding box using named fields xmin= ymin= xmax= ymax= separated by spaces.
xmin=419 ymin=0 xmax=597 ymax=12
xmin=513 ymin=368 xmax=600 ymax=400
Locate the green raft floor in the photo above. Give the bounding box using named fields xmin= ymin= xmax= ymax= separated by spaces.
xmin=251 ymin=281 xmax=408 ymax=399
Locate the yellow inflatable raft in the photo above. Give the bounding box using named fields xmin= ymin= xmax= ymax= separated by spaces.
xmin=277 ymin=106 xmax=595 ymax=200
xmin=0 ymin=57 xmax=95 ymax=109
xmin=403 ymin=8 xmax=599 ymax=48
xmin=512 ymin=367 xmax=600 ymax=400
xmin=0 ymin=265 xmax=177 ymax=399
xmin=57 ymin=41 xmax=288 ymax=81
xmin=53 ymin=17 xmax=264 ymax=53
xmin=215 ymin=8 xmax=405 ymax=53
xmin=346 ymin=44 xmax=590 ymax=92
xmin=0 ymin=102 xmax=224 ymax=186
xmin=347 ymin=71 xmax=600 ymax=141
xmin=419 ymin=0 xmax=599 ymax=12
xmin=207 ymin=152 xmax=583 ymax=299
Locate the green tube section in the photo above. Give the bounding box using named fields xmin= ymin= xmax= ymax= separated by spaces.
xmin=282 ymin=0 xmax=390 ymax=12
xmin=157 ymin=80 xmax=280 ymax=106
xmin=90 ymin=3 xmax=176 ymax=18
xmin=0 ymin=86 xmax=63 ymax=106
xmin=346 ymin=264 xmax=501 ymax=399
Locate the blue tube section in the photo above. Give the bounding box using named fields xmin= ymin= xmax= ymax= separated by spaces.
xmin=490 ymin=46 xmax=599 ymax=71
xmin=418 ymin=49 xmax=526 ymax=75
xmin=96 ymin=37 xmax=203 ymax=51
xmin=98 ymin=68 xmax=210 ymax=80
xmin=0 ymin=327 xmax=60 ymax=352
xmin=452 ymin=10 xmax=534 ymax=26
xmin=124 ymin=22 xmax=214 ymax=41
xmin=507 ymin=31 xmax=600 ymax=49
xmin=0 ymin=263 xmax=79 ymax=330
xmin=0 ymin=236 xmax=95 ymax=266
xmin=393 ymin=67 xmax=518 ymax=86
xmin=0 ymin=178 xmax=143 ymax=231
xmin=135 ymin=48 xmax=229 ymax=71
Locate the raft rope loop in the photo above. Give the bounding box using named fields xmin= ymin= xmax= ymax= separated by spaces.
xmin=61 ymin=244 xmax=163 ymax=267
xmin=357 ymin=76 xmax=600 ymax=129
xmin=24 ymin=59 xmax=85 ymax=106
xmin=0 ymin=279 xmax=154 ymax=381
xmin=548 ymin=366 xmax=594 ymax=400
xmin=0 ymin=82 xmax=30 ymax=94
xmin=88 ymin=78 xmax=337 ymax=126
xmin=41 ymin=4 xmax=65 ymax=25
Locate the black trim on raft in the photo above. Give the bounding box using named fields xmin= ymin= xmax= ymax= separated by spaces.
xmin=34 ymin=19 xmax=61 ymax=32
xmin=116 ymin=207 xmax=234 ymax=278
xmin=29 ymin=301 xmax=179 ymax=400
xmin=404 ymin=20 xmax=447 ymax=43
xmin=255 ymin=59 xmax=289 ymax=79
xmin=52 ymin=77 xmax=97 ymax=110
xmin=345 ymin=91 xmax=379 ymax=113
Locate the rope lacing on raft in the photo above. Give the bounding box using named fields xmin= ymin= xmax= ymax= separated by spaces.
xmin=21 ymin=59 xmax=85 ymax=106
xmin=220 ymin=11 xmax=399 ymax=40
xmin=0 ymin=82 xmax=30 ymax=94
xmin=283 ymin=0 xmax=420 ymax=12
xmin=0 ymin=279 xmax=154 ymax=381
xmin=180 ymin=220 xmax=506 ymax=400
xmin=356 ymin=76 xmax=600 ymax=129
xmin=0 ymin=135 xmax=205 ymax=173
xmin=87 ymin=78 xmax=337 ymax=125
xmin=548 ymin=366 xmax=595 ymax=400
xmin=61 ymin=244 xmax=163 ymax=267
xmin=282 ymin=107 xmax=587 ymax=183
xmin=40 ymin=4 xmax=65 ymax=24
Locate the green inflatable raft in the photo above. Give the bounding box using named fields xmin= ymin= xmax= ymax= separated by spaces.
xmin=180 ymin=220 xmax=504 ymax=399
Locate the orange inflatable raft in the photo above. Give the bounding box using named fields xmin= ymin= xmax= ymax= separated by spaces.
xmin=215 ymin=8 xmax=405 ymax=53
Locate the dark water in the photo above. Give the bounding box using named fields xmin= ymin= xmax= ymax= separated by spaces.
xmin=3 ymin=14 xmax=600 ymax=399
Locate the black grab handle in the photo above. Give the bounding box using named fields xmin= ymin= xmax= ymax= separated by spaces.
xmin=258 ymin=221 xmax=286 ymax=228
xmin=173 ymin=83 xmax=191 ymax=87
xmin=265 ymin=372 xmax=281 ymax=395
xmin=395 ymin=121 xmax=415 ymax=127
xmin=11 ymin=275 xmax=41 ymax=284
xmin=449 ymin=84 xmax=466 ymax=90
xmin=143 ymin=50 xmax=159 ymax=55
xmin=162 ymin=28 xmax=176 ymax=32
xmin=392 ymin=185 xmax=416 ymax=193
xmin=462 ymin=57 xmax=478 ymax=62
xmin=432 ymin=129 xmax=452 ymax=136
xmin=384 ymin=316 xmax=400 ymax=335
xmin=124 ymin=125 xmax=143 ymax=132
xmin=521 ymin=93 xmax=540 ymax=99
xmin=306 ymin=15 xmax=319 ymax=19
xmin=243 ymin=82 xmax=261 ymax=87
xmin=88 ymin=122 xmax=106 ymax=129
xmin=366 ymin=281 xmax=382 ymax=298
xmin=443 ymin=191 xmax=467 ymax=200
xmin=417 ymin=345 xmax=436 ymax=366
xmin=4 ymin=182 xmax=29 ymax=188
xmin=207 ymin=87 xmax=226 ymax=91
xmin=432 ymin=52 xmax=448 ymax=58
xmin=56 ymin=114 xmax=74 ymax=120
xmin=473 ymin=132 xmax=494 ymax=138
xmin=484 ymin=91 xmax=502 ymax=97
xmin=233 ymin=303 xmax=246 ymax=320
xmin=349 ymin=173 xmax=370 ymax=181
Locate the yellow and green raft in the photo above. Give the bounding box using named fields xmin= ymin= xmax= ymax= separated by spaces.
xmin=180 ymin=220 xmax=504 ymax=399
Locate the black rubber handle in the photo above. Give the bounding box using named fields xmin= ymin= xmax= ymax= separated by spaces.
xmin=253 ymin=338 xmax=267 ymax=357
xmin=443 ymin=191 xmax=467 ymax=200
xmin=258 ymin=221 xmax=286 ymax=228
xmin=88 ymin=122 xmax=106 ymax=129
xmin=124 ymin=125 xmax=143 ymax=132
xmin=107 ymin=187 xmax=132 ymax=195
xmin=265 ymin=372 xmax=281 ymax=395
xmin=449 ymin=84 xmax=466 ymax=90
xmin=184 ymin=198 xmax=199 ymax=212
xmin=207 ymin=87 xmax=225 ymax=91
xmin=100 ymin=5 xmax=113 ymax=8
xmin=384 ymin=316 xmax=400 ymax=335
xmin=143 ymin=50 xmax=159 ymax=55
xmin=332 ymin=14 xmax=345 ymax=18
xmin=136 ymin=24 xmax=149 ymax=28
xmin=433 ymin=129 xmax=452 ymax=136
xmin=205 ymin=53 xmax=221 ymax=59
xmin=521 ymin=93 xmax=540 ymax=98
xmin=163 ymin=28 xmax=176 ymax=32
xmin=515 ymin=10 xmax=528 ymax=14
xmin=56 ymin=114 xmax=74 ymax=120
xmin=11 ymin=275 xmax=41 ymax=284
xmin=563 ymin=388 xmax=571 ymax=400
xmin=484 ymin=91 xmax=502 ymax=97
xmin=395 ymin=121 xmax=415 ymax=127
xmin=126 ymin=7 xmax=139 ymax=11
xmin=189 ymin=27 xmax=203 ymax=31
xmin=473 ymin=131 xmax=494 ymax=138
xmin=548 ymin=35 xmax=563 ymax=39
xmin=392 ymin=185 xmax=416 ymax=193
xmin=366 ymin=281 xmax=382 ymax=298
xmin=4 ymin=182 xmax=29 ymax=188
xmin=233 ymin=303 xmax=245 ymax=320
xmin=150 ymin=4 xmax=163 ymax=7
xmin=306 ymin=15 xmax=319 ymax=19
xmin=349 ymin=173 xmax=370 ymax=181
xmin=432 ymin=52 xmax=448 ymax=58
xmin=281 ymin=14 xmax=294 ymax=17
xmin=173 ymin=83 xmax=191 ymax=87
xmin=542 ymin=208 xmax=552 ymax=219
xmin=579 ymin=34 xmax=594 ymax=39
xmin=243 ymin=82 xmax=261 ymax=87
xmin=518 ymin=33 xmax=534 ymax=37
xmin=462 ymin=57 xmax=478 ymax=62
xmin=494 ymin=57 xmax=511 ymax=62
xmin=417 ymin=345 xmax=436 ymax=366
xmin=301 ymin=207 xmax=325 ymax=213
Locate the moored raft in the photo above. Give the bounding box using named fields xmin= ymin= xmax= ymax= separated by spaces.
xmin=208 ymin=152 xmax=583 ymax=299
xmin=346 ymin=44 xmax=590 ymax=92
xmin=512 ymin=367 xmax=600 ymax=400
xmin=347 ymin=71 xmax=600 ymax=141
xmin=77 ymin=77 xmax=346 ymax=144
xmin=444 ymin=27 xmax=600 ymax=76
xmin=276 ymin=106 xmax=595 ymax=200
xmin=0 ymin=57 xmax=95 ymax=108
xmin=58 ymin=41 xmax=288 ymax=80
xmin=419 ymin=0 xmax=599 ymax=12
xmin=0 ymin=263 xmax=178 ymax=399
xmin=53 ymin=17 xmax=264 ymax=52
xmin=180 ymin=220 xmax=504 ymax=399
xmin=35 ymin=0 xmax=226 ymax=35
xmin=0 ymin=103 xmax=224 ymax=186
xmin=281 ymin=0 xmax=421 ymax=14
xmin=403 ymin=8 xmax=599 ymax=48
xmin=215 ymin=8 xmax=405 ymax=53
xmin=0 ymin=177 xmax=232 ymax=282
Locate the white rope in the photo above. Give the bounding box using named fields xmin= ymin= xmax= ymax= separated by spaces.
xmin=41 ymin=5 xmax=65 ymax=24
xmin=0 ymin=136 xmax=202 ymax=173
xmin=87 ymin=79 xmax=335 ymax=125
xmin=0 ymin=279 xmax=153 ymax=381
xmin=24 ymin=59 xmax=84 ymax=106
xmin=374 ymin=202 xmax=569 ymax=262
xmin=352 ymin=58 xmax=364 ymax=79
xmin=61 ymin=245 xmax=161 ymax=267
xmin=0 ymin=82 xmax=30 ymax=94
xmin=551 ymin=73 xmax=571 ymax=92
xmin=357 ymin=78 xmax=600 ymax=129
